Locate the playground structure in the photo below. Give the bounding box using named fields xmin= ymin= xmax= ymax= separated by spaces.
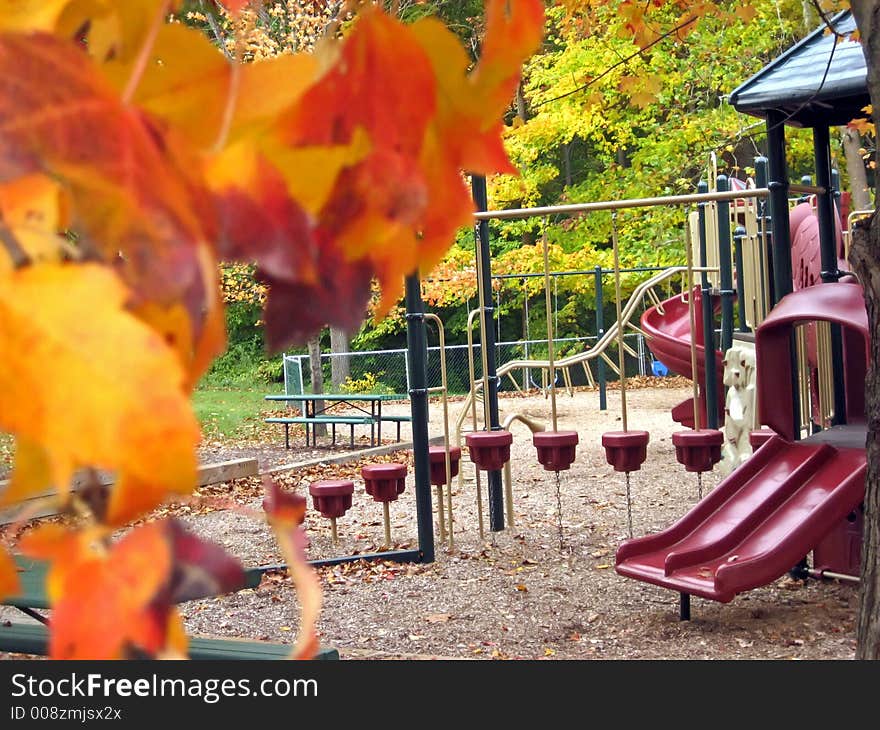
xmin=438 ymin=11 xmax=873 ymax=622
xmin=616 ymin=8 xmax=871 ymax=618
xmin=257 ymin=13 xmax=872 ymax=632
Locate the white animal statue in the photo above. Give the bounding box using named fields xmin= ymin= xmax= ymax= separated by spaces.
xmin=718 ymin=345 xmax=758 ymax=477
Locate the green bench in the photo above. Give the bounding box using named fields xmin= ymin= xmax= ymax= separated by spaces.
xmin=380 ymin=414 xmax=412 ymax=442
xmin=265 ymin=415 xmax=376 ymax=448
xmin=0 ymin=623 xmax=339 ymax=660
xmin=1 ymin=557 xmax=339 ymax=661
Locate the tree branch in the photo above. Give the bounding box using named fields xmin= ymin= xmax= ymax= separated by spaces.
xmin=531 ymin=15 xmax=698 ymax=110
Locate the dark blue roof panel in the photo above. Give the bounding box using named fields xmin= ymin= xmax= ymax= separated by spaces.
xmin=729 ymin=10 xmax=868 ymax=127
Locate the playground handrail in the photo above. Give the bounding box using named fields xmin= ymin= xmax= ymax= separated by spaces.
xmin=472 ymin=184 xmax=822 ymax=222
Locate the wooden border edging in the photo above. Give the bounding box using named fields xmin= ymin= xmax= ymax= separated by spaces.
xmin=0 ymin=458 xmax=259 ymax=525
xmin=263 ymin=435 xmax=445 ymax=475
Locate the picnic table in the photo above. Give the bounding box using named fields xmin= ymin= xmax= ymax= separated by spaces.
xmin=1 ymin=556 xmax=338 ymax=660
xmin=264 ymin=393 xmax=410 ymax=448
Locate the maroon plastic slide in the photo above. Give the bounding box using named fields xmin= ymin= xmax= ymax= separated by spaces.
xmin=640 ymin=286 xmax=724 ymax=427
xmin=615 ymin=433 xmax=865 ymax=602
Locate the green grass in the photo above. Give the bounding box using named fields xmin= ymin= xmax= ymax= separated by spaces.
xmin=192 ymin=386 xmax=276 ymax=438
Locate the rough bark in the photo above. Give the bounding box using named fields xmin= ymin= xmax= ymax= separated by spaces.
xmin=307 ymin=335 xmax=327 ymax=437
xmin=329 ymin=326 xmax=351 ymax=390
xmin=841 ymin=126 xmax=873 ymax=212
xmin=849 ymin=0 xmax=880 ymax=659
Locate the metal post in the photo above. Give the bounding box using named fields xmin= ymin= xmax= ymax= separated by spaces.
xmin=716 ymin=175 xmax=735 ymax=354
xmin=765 ymin=112 xmax=800 ymax=438
xmin=680 ymin=593 xmax=691 ymax=621
xmin=733 ymin=225 xmax=748 ymax=332
xmin=405 ymin=273 xmax=435 ymax=563
xmin=697 ymin=180 xmax=719 ymax=429
xmin=471 ymin=175 xmax=505 ymax=532
xmin=765 ymin=112 xmax=793 ymax=304
xmin=754 ymin=156 xmax=774 ymax=306
xmin=595 ymin=265 xmax=607 ymax=410
xmin=812 ymin=125 xmax=847 ymax=425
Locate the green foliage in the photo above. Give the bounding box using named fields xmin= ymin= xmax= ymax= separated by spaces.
xmin=200 ymin=300 xmax=272 ymax=387
xmin=338 ymin=372 xmax=395 ymax=395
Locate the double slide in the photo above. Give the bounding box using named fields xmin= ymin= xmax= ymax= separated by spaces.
xmin=615 ymin=431 xmax=865 ymax=602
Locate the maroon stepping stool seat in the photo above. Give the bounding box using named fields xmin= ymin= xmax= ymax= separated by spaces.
xmin=601 ymin=430 xmax=650 ymax=473
xmin=465 ymin=430 xmax=513 ymax=471
xmin=308 ymin=479 xmax=354 ymax=544
xmin=361 ymin=463 xmax=407 ymax=503
xmin=308 ymin=480 xmax=355 ymax=518
xmin=533 ymin=430 xmax=579 ymax=472
xmin=428 ymin=446 xmax=462 ymax=485
xmin=427 ymin=446 xmax=461 ymax=543
xmin=362 ymin=463 xmax=407 ymax=549
xmin=672 ymin=429 xmax=724 ymax=473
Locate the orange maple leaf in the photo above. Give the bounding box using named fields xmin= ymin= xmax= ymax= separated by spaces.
xmin=20 ymin=519 xmax=248 ymax=659
xmin=0 ymin=263 xmax=199 ymax=522
xmin=0 ymin=32 xmax=224 ymax=380
xmin=21 ymin=523 xmax=175 ymax=659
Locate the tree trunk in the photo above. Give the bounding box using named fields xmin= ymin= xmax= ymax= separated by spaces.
xmin=563 ymin=142 xmax=572 ymax=187
xmin=329 ymin=326 xmax=351 ymax=390
xmin=515 ymin=79 xmax=528 ymax=124
xmin=840 ymin=126 xmax=873 ymax=212
xmin=848 ymin=0 xmax=880 ymax=659
xmin=849 ymin=217 xmax=880 ymax=659
xmin=307 ymin=335 xmax=326 ymax=437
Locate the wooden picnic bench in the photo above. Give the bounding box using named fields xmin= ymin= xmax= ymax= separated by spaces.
xmin=1 ymin=557 xmax=339 ymax=660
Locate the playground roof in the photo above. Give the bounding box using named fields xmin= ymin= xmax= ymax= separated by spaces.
xmin=728 ymin=10 xmax=868 ymax=128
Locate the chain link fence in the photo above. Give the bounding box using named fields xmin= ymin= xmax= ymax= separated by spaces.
xmin=283 ymin=332 xmax=654 ymax=397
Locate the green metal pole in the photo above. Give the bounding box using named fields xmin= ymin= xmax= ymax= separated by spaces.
xmin=405 ymin=273 xmax=435 ymax=563
xmin=697 ymin=180 xmax=719 ymax=429
xmin=471 ymin=175 xmax=505 ymax=532
xmin=733 ymin=225 xmax=749 ymax=333
xmin=812 ymin=124 xmax=847 ymax=426
xmin=765 ymin=112 xmax=800 ymax=438
xmin=717 ymin=175 xmax=735 ymax=354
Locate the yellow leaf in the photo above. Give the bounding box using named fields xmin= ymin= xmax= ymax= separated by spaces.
xmin=0 ymin=175 xmax=66 ymax=272
xmin=102 ymin=23 xmax=318 ymax=151
xmin=4 ymin=438 xmax=52 ymax=506
xmin=0 ymin=263 xmax=199 ymax=521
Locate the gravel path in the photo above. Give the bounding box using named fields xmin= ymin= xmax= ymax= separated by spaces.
xmin=174 ymin=382 xmax=859 ymax=660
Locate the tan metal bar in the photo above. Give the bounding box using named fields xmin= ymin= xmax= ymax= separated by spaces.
xmin=474 ymin=188 xmax=769 ymax=222
xmin=500 ymin=413 xmax=547 ymax=528
xmin=685 ymin=224 xmax=701 ymax=431
xmin=611 ymin=214 xmax=628 ymax=432
xmin=424 ymin=313 xmax=454 ymax=550
xmin=541 ymin=221 xmax=559 ymax=431
xmin=788 ymin=183 xmax=826 ymax=195
xmin=383 ymin=502 xmax=391 ymax=549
